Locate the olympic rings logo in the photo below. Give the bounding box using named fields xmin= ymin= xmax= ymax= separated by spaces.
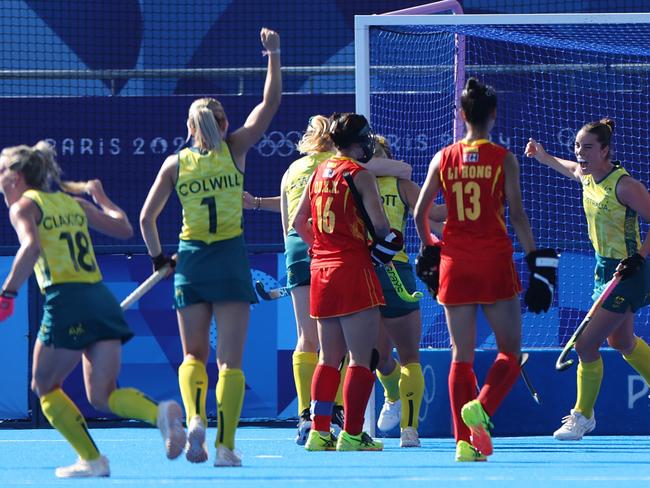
xmin=255 ymin=130 xmax=304 ymax=157
xmin=558 ymin=127 xmax=578 ymax=150
xmin=418 ymin=363 xmax=436 ymax=421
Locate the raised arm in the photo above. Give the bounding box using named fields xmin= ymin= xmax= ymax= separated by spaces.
xmin=414 ymin=151 xmax=442 ymax=246
xmin=77 ymin=179 xmax=133 ymax=240
xmin=503 ymin=152 xmax=536 ymax=254
xmin=525 ymin=138 xmax=581 ymax=182
xmin=228 ymin=28 xmax=282 ymax=165
xmin=139 ymin=154 xmax=177 ymax=258
xmin=2 ymin=199 xmax=42 ymax=294
xmin=365 ymin=157 xmax=412 ymax=180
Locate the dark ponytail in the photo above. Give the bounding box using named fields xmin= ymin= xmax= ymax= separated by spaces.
xmin=460 ymin=77 xmax=497 ymax=127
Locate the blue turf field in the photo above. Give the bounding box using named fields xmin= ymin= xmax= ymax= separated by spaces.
xmin=1 ymin=427 xmax=649 ymax=486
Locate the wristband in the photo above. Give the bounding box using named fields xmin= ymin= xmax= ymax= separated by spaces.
xmin=255 ymin=197 xmax=262 ymax=210
xmin=151 ymin=253 xmax=168 ymax=270
xmin=262 ymin=49 xmax=281 ymax=56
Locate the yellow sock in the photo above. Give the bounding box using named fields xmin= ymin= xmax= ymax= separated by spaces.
xmin=178 ymin=358 xmax=208 ymax=426
xmin=292 ymin=351 xmax=318 ymax=414
xmin=623 ymin=337 xmax=650 ymax=384
xmin=215 ymin=368 xmax=245 ymax=450
xmin=377 ymin=360 xmax=401 ymax=402
xmin=574 ymin=357 xmax=603 ymax=419
xmin=335 ymin=355 xmax=349 ymax=407
xmin=399 ymin=363 xmax=424 ymax=429
xmin=108 ymin=388 xmax=158 ymax=425
xmin=40 ymin=388 xmax=100 ymax=461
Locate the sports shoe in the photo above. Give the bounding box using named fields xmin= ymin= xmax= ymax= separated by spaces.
xmin=330 ymin=405 xmax=344 ymax=438
xmin=55 ymin=455 xmax=110 ymax=478
xmin=461 ymin=399 xmax=493 ymax=456
xmin=553 ymin=409 xmax=596 ymax=440
xmin=305 ymin=430 xmax=337 ymax=451
xmin=335 ymin=431 xmax=383 ymax=451
xmin=157 ymin=400 xmax=187 ymax=460
xmin=214 ymin=445 xmax=242 ymax=467
xmin=455 ymin=440 xmax=487 ymax=462
xmin=185 ymin=415 xmax=208 ymax=463
xmin=377 ymin=399 xmax=401 ymax=432
xmin=295 ymin=408 xmax=312 ymax=446
xmin=399 ymin=427 xmax=420 ymax=448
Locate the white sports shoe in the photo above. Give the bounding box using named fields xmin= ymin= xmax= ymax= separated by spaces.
xmin=553 ymin=409 xmax=596 ymax=440
xmin=55 ymin=455 xmax=110 ymax=478
xmin=186 ymin=415 xmax=208 ymax=463
xmin=377 ymin=399 xmax=401 ymax=432
xmin=214 ymin=446 xmax=242 ymax=467
xmin=399 ymin=427 xmax=420 ymax=448
xmin=157 ymin=400 xmax=187 ymax=459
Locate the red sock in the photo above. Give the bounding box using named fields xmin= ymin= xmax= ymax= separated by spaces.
xmin=343 ymin=365 xmax=375 ymax=436
xmin=311 ymin=364 xmax=340 ymax=432
xmin=478 ymin=352 xmax=520 ymax=416
xmin=449 ymin=361 xmax=477 ymax=443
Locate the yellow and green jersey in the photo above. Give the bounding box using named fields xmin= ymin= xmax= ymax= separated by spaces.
xmin=23 ymin=190 xmax=101 ymax=290
xmin=176 ymin=144 xmax=243 ymax=243
xmin=377 ymin=176 xmax=409 ymax=263
xmin=285 ymin=151 xmax=333 ymax=227
xmin=582 ymin=164 xmax=641 ymax=259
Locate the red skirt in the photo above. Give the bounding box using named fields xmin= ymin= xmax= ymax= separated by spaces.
xmin=437 ymin=253 xmax=521 ymax=306
xmin=310 ymin=263 xmax=385 ymax=318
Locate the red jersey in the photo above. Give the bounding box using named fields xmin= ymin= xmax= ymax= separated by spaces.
xmin=308 ymin=156 xmax=371 ymax=267
xmin=439 ymin=139 xmax=514 ymax=258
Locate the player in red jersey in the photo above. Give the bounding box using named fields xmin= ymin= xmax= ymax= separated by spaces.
xmin=414 ymin=78 xmax=558 ymax=461
xmin=293 ymin=112 xmax=402 ymax=452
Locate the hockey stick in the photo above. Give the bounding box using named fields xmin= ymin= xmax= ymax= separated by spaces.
xmin=519 ymin=352 xmax=540 ymax=404
xmin=555 ymin=275 xmax=621 ymax=371
xmin=120 ymin=265 xmax=172 ymax=311
xmin=255 ymin=280 xmax=289 ymax=301
xmin=342 ymin=171 xmax=423 ymax=303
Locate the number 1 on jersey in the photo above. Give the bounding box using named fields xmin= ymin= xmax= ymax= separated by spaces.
xmin=201 ymin=196 xmax=217 ymax=234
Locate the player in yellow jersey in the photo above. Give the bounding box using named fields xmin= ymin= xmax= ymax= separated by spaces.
xmin=244 ymin=115 xmax=412 ymax=445
xmin=0 ymin=141 xmax=186 ymax=478
xmin=139 ymin=27 xmax=281 ymax=467
xmin=370 ymin=135 xmax=445 ymax=448
xmin=526 ymin=118 xmax=650 ymax=441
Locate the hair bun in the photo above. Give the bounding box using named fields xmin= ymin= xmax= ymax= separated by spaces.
xmin=600 ymin=117 xmax=615 ymax=133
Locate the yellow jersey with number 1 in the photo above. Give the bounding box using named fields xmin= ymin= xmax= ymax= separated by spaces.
xmin=176 ymin=144 xmax=244 ymax=244
xmin=376 ymin=176 xmax=409 ymax=263
xmin=22 ymin=190 xmax=101 ymax=291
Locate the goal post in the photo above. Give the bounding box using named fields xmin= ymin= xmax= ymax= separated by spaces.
xmin=354 ymin=12 xmax=650 ymax=352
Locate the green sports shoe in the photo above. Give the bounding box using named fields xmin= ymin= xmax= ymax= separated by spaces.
xmin=305 ymin=430 xmax=337 ymax=451
xmin=455 ymin=440 xmax=487 ymax=462
xmin=461 ymin=399 xmax=494 ymax=456
xmin=335 ymin=431 xmax=383 ymax=451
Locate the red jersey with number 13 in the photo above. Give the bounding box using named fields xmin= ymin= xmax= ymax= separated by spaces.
xmin=439 ymin=139 xmax=513 ymax=258
xmin=308 ymin=156 xmax=371 ymax=267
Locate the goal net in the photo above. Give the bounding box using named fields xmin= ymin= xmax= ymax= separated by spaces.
xmin=355 ymin=13 xmax=650 ymax=349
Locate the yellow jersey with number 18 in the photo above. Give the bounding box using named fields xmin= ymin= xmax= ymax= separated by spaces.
xmin=582 ymin=164 xmax=641 ymax=260
xmin=176 ymin=144 xmax=244 ymax=244
xmin=377 ymin=176 xmax=409 ymax=263
xmin=22 ymin=190 xmax=101 ymax=291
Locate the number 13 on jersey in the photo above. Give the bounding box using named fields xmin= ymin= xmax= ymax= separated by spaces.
xmin=451 ymin=181 xmax=481 ymax=221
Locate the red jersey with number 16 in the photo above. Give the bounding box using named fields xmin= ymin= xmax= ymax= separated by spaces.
xmin=308 ymin=156 xmax=371 ymax=266
xmin=439 ymin=139 xmax=514 ymax=259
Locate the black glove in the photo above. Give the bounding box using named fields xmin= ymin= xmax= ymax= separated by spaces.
xmin=151 ymin=253 xmax=176 ymax=272
xmin=617 ymin=252 xmax=645 ymax=280
xmin=524 ymin=248 xmax=558 ymax=313
xmin=370 ymin=229 xmax=404 ymax=265
xmin=415 ymin=245 xmax=441 ymax=297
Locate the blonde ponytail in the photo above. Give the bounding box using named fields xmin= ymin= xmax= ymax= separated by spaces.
xmin=296 ymin=115 xmax=332 ymax=155
xmin=186 ymin=98 xmax=226 ymax=152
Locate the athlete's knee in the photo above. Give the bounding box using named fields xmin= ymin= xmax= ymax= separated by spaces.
xmin=86 ymin=384 xmax=114 ymax=413
xmin=608 ymin=335 xmax=636 ymax=355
